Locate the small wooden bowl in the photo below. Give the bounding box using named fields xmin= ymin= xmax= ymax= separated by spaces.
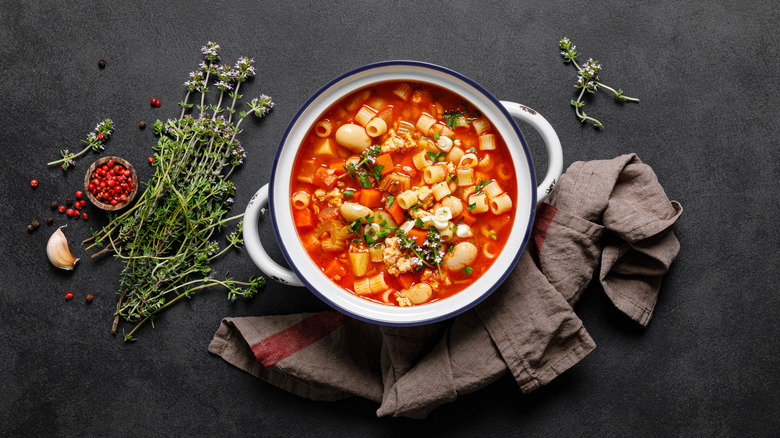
xmin=84 ymin=156 xmax=139 ymax=211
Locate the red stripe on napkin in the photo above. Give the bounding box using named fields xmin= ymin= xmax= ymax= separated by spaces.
xmin=251 ymin=311 xmax=347 ymax=367
xmin=533 ymin=202 xmax=557 ymax=251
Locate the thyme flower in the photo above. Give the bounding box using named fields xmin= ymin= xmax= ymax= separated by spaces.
xmin=185 ymin=71 xmax=205 ymax=91
xmin=201 ymin=41 xmax=220 ymax=62
xmin=234 ymin=57 xmax=255 ymax=82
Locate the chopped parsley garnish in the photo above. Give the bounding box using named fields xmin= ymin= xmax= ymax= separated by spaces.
xmin=459 ymin=100 xmax=482 ymax=117
xmin=426 ymin=151 xmax=446 ymax=163
xmin=443 ymin=101 xmax=482 ymax=128
xmin=386 ymin=194 xmax=395 ymax=209
xmin=349 ymin=212 xmax=397 ymax=246
xmin=490 ymin=233 xmax=497 ymax=240
xmin=462 ymin=266 xmax=473 ymax=276
xmin=343 ymin=190 xmax=354 ymax=198
xmin=466 ymin=146 xmax=477 ymax=153
xmin=443 ymin=110 xmax=465 ymax=128
xmin=467 ymin=202 xmax=476 ymax=211
xmin=474 ymin=179 xmax=490 ymax=194
xmin=432 ymin=131 xmax=440 ymax=140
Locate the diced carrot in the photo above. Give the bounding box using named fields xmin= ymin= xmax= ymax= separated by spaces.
xmin=455 ymin=206 xmax=476 ymax=226
xmin=323 ymin=259 xmax=347 ymax=278
xmin=330 ymin=160 xmax=347 ymax=176
xmin=294 ymin=208 xmax=315 ymax=229
xmin=399 ymin=154 xmax=418 ymax=177
xmin=398 ymin=273 xmax=416 ymax=289
xmin=374 ymin=153 xmax=394 ymax=176
xmin=407 ymin=228 xmax=428 ymax=247
xmin=387 ymin=200 xmax=406 ymax=224
xmin=360 ymin=188 xmax=382 ymax=208
xmin=376 ymin=107 xmax=393 ymax=126
xmin=312 ymin=167 xmax=337 ymax=189
xmin=350 ymin=189 xmax=361 ymax=204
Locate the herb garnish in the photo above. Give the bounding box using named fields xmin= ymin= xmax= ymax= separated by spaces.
xmin=442 ymin=110 xmax=465 ymax=128
xmin=426 ymin=151 xmax=446 ymax=163
xmin=348 ymin=213 xmax=396 ymax=246
xmin=443 ymin=100 xmax=482 ymax=128
xmin=474 ymin=179 xmax=490 ymax=194
xmin=462 ymin=266 xmax=474 ymax=276
xmin=341 ymin=144 xmax=382 ymax=187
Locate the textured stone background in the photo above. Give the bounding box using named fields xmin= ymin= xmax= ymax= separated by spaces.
xmin=1 ymin=1 xmax=777 ymax=436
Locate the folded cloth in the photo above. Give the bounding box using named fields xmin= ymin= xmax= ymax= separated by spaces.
xmin=209 ymin=154 xmax=682 ymax=418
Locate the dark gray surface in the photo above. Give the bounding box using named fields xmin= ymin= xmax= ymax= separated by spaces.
xmin=1 ymin=1 xmax=778 ymax=436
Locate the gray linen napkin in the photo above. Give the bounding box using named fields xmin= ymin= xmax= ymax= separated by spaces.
xmin=209 ymin=153 xmax=682 ymax=418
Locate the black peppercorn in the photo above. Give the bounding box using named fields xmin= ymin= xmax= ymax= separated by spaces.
xmin=66 ymin=198 xmax=73 ymax=206
xmin=50 ymin=201 xmax=58 ymax=209
xmin=31 ymin=220 xmax=40 ymax=229
xmin=139 ymin=121 xmax=146 ymax=129
xmin=98 ymin=59 xmax=106 ymax=68
xmin=47 ymin=217 xmax=54 ymax=225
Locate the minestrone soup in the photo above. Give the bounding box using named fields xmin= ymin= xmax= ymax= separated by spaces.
xmin=291 ymin=82 xmax=516 ymax=306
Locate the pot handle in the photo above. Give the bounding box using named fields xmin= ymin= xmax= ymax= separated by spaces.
xmin=243 ymin=183 xmax=305 ymax=287
xmin=500 ymin=101 xmax=564 ymax=203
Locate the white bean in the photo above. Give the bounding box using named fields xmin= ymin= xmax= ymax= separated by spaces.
xmin=440 ymin=197 xmax=463 ymax=217
xmin=340 ymin=202 xmax=372 ymax=222
xmin=335 ymin=123 xmax=371 ymax=153
xmin=445 ymin=242 xmax=478 ymax=271
xmin=401 ymin=282 xmax=433 ymax=305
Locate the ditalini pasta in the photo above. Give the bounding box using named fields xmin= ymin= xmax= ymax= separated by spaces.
xmin=291 ymin=82 xmax=517 ymax=307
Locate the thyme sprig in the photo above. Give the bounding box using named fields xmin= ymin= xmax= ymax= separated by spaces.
xmin=83 ymin=43 xmax=273 ymax=341
xmin=47 ymin=119 xmax=114 ymax=170
xmin=560 ymin=37 xmax=639 ymax=128
xmin=340 ymin=144 xmax=382 ymax=187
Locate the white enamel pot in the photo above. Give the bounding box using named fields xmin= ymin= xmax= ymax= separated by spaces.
xmin=244 ymin=61 xmax=563 ymax=326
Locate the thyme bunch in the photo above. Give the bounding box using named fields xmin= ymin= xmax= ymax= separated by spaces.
xmin=560 ymin=37 xmax=639 ymax=128
xmin=84 ymin=43 xmax=274 ymax=341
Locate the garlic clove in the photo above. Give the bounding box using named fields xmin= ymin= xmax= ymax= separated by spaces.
xmin=47 ymin=226 xmax=79 ymax=270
